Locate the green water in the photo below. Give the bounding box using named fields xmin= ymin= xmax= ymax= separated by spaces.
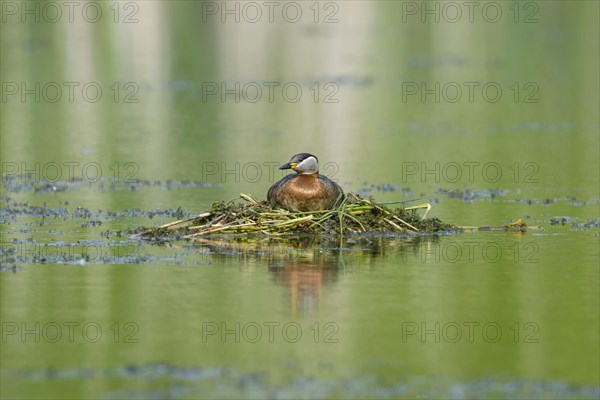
xmin=1 ymin=1 xmax=599 ymax=399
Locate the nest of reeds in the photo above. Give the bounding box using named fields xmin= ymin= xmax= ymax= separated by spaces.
xmin=133 ymin=193 xmax=454 ymax=241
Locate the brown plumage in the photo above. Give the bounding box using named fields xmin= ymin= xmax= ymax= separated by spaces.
xmin=267 ymin=153 xmax=343 ymax=212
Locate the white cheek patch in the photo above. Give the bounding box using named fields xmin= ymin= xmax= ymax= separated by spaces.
xmin=296 ymin=156 xmax=318 ymax=174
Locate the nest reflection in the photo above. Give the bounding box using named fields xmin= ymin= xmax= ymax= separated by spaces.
xmin=192 ymin=235 xmax=441 ymax=317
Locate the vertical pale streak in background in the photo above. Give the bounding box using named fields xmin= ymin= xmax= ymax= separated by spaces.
xmin=105 ymin=2 xmax=171 ymax=343
xmin=315 ymin=2 xmax=374 ymax=174
xmin=62 ymin=18 xmax=107 ymax=374
xmin=64 ymin=13 xmax=99 ymax=160
xmin=111 ymin=2 xmax=171 ymax=206
xmin=213 ymin=2 xmax=374 ymax=183
xmin=213 ymin=11 xmax=274 ymax=151
xmin=420 ymin=20 xmax=478 ymax=350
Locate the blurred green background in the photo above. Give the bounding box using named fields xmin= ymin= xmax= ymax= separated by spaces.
xmin=1 ymin=1 xmax=599 ymax=399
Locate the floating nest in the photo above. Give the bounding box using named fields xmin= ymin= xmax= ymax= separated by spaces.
xmin=132 ymin=193 xmax=456 ymax=241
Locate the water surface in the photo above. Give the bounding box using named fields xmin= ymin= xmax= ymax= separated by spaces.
xmin=1 ymin=1 xmax=599 ymax=398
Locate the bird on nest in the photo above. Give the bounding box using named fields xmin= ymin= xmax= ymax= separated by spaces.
xmin=267 ymin=153 xmax=343 ymax=212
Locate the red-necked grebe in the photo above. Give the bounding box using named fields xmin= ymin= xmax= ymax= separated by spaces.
xmin=267 ymin=153 xmax=343 ymax=212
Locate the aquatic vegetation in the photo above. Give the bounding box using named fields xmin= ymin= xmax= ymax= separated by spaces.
xmin=133 ymin=193 xmax=453 ymax=240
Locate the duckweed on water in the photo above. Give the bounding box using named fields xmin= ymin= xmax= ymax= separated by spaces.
xmin=133 ymin=193 xmax=454 ymax=240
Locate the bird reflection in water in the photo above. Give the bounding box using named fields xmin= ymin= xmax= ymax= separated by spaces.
xmin=193 ymin=236 xmax=345 ymax=317
xmin=268 ymin=237 xmax=342 ymax=318
xmin=193 ymin=236 xmax=428 ymax=317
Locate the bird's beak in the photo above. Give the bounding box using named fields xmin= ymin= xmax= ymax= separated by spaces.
xmin=279 ymin=162 xmax=296 ymax=170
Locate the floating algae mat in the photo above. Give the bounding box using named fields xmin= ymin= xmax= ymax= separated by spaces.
xmin=133 ymin=193 xmax=456 ymax=240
